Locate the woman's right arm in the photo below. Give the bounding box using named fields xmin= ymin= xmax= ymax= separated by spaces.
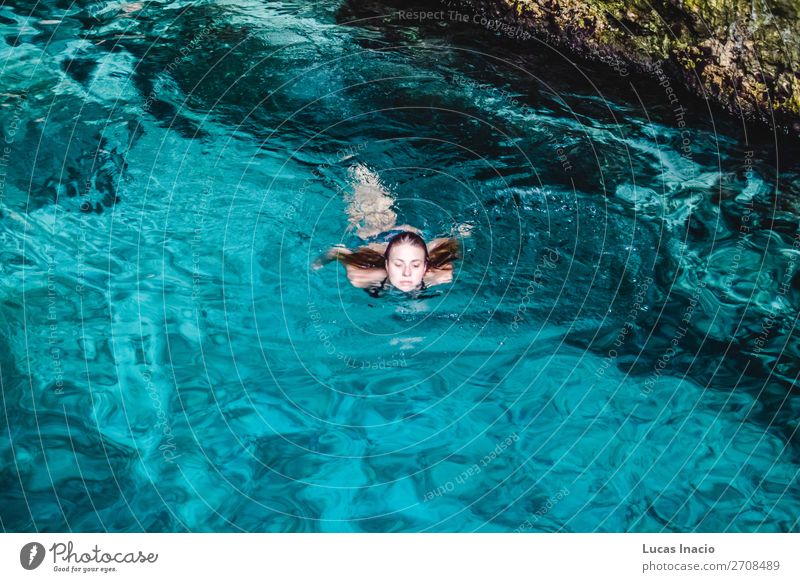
xmin=393 ymin=224 xmax=423 ymax=235
xmin=314 ymin=245 xmax=386 ymax=288
xmin=423 ymin=263 xmax=453 ymax=287
xmin=345 ymin=265 xmax=386 ymax=288
xmin=313 ymin=245 xmax=351 ymax=270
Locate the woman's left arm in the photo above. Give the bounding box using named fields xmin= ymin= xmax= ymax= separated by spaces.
xmin=313 ymin=245 xmax=351 ymax=270
xmin=423 ymin=264 xmax=453 ymax=287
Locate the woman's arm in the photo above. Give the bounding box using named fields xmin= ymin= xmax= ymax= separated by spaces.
xmin=312 ymin=245 xmax=354 ymax=270
xmin=313 ymin=246 xmax=386 ymax=289
xmin=345 ymin=265 xmax=387 ymax=288
xmin=423 ymin=263 xmax=453 ymax=287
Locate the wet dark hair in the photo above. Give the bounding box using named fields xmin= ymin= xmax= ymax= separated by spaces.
xmin=325 ymin=231 xmax=460 ymax=270
xmin=384 ymin=231 xmax=428 ymax=265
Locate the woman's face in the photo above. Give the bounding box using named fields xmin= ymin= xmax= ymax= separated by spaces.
xmin=386 ymin=243 xmax=427 ymax=291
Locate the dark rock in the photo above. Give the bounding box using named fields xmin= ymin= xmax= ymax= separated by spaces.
xmin=449 ymin=0 xmax=800 ymax=138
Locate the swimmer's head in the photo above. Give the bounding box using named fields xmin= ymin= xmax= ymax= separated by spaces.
xmin=384 ymin=232 xmax=428 ymax=292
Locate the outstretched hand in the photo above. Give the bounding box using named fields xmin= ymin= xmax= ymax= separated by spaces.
xmin=312 ymin=245 xmax=351 ymax=270
xmin=452 ymin=222 xmax=474 ymax=237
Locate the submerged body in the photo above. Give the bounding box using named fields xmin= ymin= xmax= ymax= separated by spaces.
xmin=315 ymin=164 xmax=468 ymax=295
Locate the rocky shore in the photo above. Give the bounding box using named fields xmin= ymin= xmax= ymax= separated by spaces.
xmin=448 ymin=0 xmax=800 ymax=137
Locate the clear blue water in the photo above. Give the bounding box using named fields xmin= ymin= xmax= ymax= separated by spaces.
xmin=1 ymin=0 xmax=799 ymax=532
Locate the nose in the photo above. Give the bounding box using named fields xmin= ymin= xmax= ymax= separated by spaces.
xmin=403 ymin=263 xmax=412 ymax=276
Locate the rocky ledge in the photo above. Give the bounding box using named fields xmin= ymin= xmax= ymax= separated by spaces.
xmin=453 ymin=0 xmax=800 ymax=137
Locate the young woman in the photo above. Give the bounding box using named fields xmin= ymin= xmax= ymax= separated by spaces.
xmin=315 ymin=229 xmax=462 ymax=296
xmin=313 ymin=164 xmax=470 ymax=296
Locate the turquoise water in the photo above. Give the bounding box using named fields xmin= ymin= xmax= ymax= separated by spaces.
xmin=1 ymin=0 xmax=799 ymax=532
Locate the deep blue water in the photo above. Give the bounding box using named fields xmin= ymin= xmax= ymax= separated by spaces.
xmin=0 ymin=0 xmax=799 ymax=532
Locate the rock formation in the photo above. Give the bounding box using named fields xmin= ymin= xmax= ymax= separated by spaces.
xmin=455 ymin=0 xmax=800 ymax=136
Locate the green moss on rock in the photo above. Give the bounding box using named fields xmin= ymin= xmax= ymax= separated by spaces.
xmin=457 ymin=0 xmax=800 ymax=134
